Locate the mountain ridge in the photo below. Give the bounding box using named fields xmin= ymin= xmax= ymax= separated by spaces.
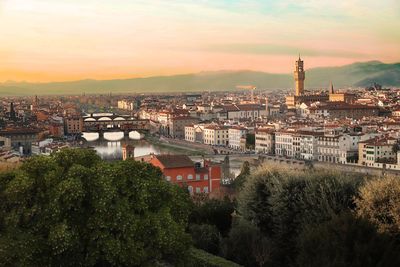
xmin=0 ymin=61 xmax=399 ymax=96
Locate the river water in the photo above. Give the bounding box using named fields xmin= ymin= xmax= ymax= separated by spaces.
xmin=81 ymin=131 xmax=243 ymax=177
xmin=81 ymin=131 xmax=174 ymax=160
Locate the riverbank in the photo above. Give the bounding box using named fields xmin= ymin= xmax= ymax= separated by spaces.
xmin=146 ymin=135 xmax=211 ymax=156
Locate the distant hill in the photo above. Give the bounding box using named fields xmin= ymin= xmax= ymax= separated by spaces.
xmin=0 ymin=61 xmax=399 ymax=95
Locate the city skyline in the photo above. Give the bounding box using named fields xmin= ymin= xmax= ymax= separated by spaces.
xmin=0 ymin=0 xmax=399 ymax=82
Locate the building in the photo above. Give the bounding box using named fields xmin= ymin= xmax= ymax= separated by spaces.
xmin=294 ymin=55 xmax=305 ymax=96
xmin=168 ymin=116 xmax=199 ymax=139
xmin=294 ymin=131 xmax=323 ymax=160
xmin=148 ymin=154 xmax=221 ymax=194
xmin=185 ymin=124 xmax=205 ymax=143
xmin=317 ymin=133 xmax=363 ymax=164
xmin=49 ymin=123 xmax=65 ymax=137
xmin=117 ymin=100 xmax=135 ymax=111
xmin=204 ymin=125 xmax=229 ymax=146
xmin=275 ymin=130 xmax=295 ymax=157
xmin=309 ymin=102 xmax=380 ymax=119
xmin=255 ymin=128 xmax=275 ymax=154
xmin=122 ymin=144 xmax=135 ymax=160
xmin=64 ymin=116 xmax=83 ymax=134
xmin=286 ymin=57 xmax=329 ymax=108
xmin=358 ymin=136 xmax=397 ymax=167
xmin=228 ymin=127 xmax=248 ymax=150
xmin=0 ymin=128 xmax=39 ymax=155
xmin=328 ymin=82 xmax=356 ymax=103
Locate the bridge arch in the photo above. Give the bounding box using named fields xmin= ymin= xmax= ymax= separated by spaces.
xmin=113 ymin=117 xmax=126 ymax=121
xmin=98 ymin=117 xmax=112 ymax=121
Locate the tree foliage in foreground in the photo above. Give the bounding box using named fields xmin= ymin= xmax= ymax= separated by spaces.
xmin=226 ymin=164 xmax=400 ymax=267
xmin=0 ymin=149 xmax=191 ymax=267
xmin=297 ymin=212 xmax=400 ymax=267
xmin=355 ymin=176 xmax=400 ymax=237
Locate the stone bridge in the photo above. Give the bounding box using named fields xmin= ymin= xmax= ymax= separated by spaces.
xmin=83 ymin=113 xmax=150 ymax=132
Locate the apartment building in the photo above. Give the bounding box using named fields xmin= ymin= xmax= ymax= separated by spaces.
xmin=204 ymin=125 xmax=229 ymax=146
xmin=294 ymin=131 xmax=323 ymax=160
xmin=64 ymin=116 xmax=83 ymax=134
xmin=358 ymin=136 xmax=397 ymax=167
xmin=317 ymin=133 xmax=364 ymax=164
xmin=275 ymin=130 xmax=295 ymax=157
xmin=117 ymin=100 xmax=135 ymax=111
xmin=185 ymin=124 xmax=205 ymax=143
xmin=148 ymin=154 xmax=221 ymax=194
xmin=168 ymin=116 xmax=199 ymax=139
xmin=255 ymin=128 xmax=275 ymax=154
xmin=228 ymin=127 xmax=248 ymax=150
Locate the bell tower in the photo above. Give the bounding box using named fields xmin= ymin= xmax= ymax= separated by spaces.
xmin=122 ymin=144 xmax=135 ymax=161
xmin=294 ymin=56 xmax=305 ymax=96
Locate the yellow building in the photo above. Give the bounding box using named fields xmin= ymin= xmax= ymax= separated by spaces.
xmin=328 ymin=82 xmax=356 ymax=103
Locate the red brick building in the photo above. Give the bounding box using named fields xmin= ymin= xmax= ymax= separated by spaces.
xmin=148 ymin=154 xmax=221 ymax=194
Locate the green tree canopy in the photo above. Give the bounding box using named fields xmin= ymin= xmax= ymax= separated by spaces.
xmin=296 ymin=212 xmax=400 ymax=267
xmin=0 ymin=148 xmax=191 ymax=266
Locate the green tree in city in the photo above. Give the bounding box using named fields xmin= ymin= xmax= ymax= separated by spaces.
xmin=296 ymin=212 xmax=400 ymax=267
xmin=0 ymin=148 xmax=191 ymax=267
xmin=188 ymin=224 xmax=221 ymax=255
xmin=245 ymin=133 xmax=255 ymax=150
xmin=189 ymin=197 xmax=235 ymax=236
xmin=232 ymin=161 xmax=251 ymax=190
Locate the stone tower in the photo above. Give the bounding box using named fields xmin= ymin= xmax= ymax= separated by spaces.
xmin=294 ymin=56 xmax=305 ymax=96
xmin=122 ymin=144 xmax=135 ymax=161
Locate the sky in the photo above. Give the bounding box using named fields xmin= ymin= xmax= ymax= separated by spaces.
xmin=0 ymin=0 xmax=399 ymax=82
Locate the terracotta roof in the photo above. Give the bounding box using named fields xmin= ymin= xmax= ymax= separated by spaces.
xmin=155 ymin=155 xmax=194 ymax=168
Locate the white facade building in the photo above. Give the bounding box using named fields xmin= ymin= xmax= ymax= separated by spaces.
xmin=228 ymin=127 xmax=248 ymax=150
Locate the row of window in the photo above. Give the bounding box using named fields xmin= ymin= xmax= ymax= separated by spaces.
xmin=188 ymin=186 xmax=209 ymax=194
xmin=165 ymin=174 xmax=208 ymax=181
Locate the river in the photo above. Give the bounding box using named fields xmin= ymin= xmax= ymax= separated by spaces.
xmin=81 ymin=131 xmax=176 ymax=160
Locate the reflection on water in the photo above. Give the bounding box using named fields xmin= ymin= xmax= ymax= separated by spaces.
xmin=82 ymin=131 xmax=174 ymax=160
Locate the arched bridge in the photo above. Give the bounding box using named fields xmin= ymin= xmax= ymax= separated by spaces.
xmin=83 ymin=113 xmax=150 ymax=132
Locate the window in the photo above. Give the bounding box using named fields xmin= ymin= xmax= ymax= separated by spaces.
xmin=188 ymin=186 xmax=193 ymax=193
xmin=203 ymin=187 xmax=209 ymax=193
xmin=196 ymin=174 xmax=200 ymax=180
xmin=188 ymin=174 xmax=193 ymax=180
xmin=204 ymin=174 xmax=209 ymax=180
xmin=196 ymin=187 xmax=201 ymax=193
xmin=165 ymin=176 xmax=171 ymax=181
xmin=176 ymin=175 xmax=183 ymax=181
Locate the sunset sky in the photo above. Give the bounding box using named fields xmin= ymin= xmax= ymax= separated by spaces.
xmin=0 ymin=0 xmax=399 ymax=82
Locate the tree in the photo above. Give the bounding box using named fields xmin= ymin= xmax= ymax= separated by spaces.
xmin=221 ymin=219 xmax=262 ymax=267
xmin=232 ymin=161 xmax=250 ymax=190
xmin=188 ymin=224 xmax=221 ymax=255
xmin=0 ymin=148 xmax=191 ymax=266
xmin=189 ymin=197 xmax=235 ymax=236
xmin=392 ymin=141 xmax=400 ymax=154
xmin=245 ymin=134 xmax=255 ymax=150
xmin=296 ymin=212 xmax=400 ymax=267
xmin=355 ymin=176 xmax=400 ymax=236
xmin=238 ymin=164 xmax=365 ymax=266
